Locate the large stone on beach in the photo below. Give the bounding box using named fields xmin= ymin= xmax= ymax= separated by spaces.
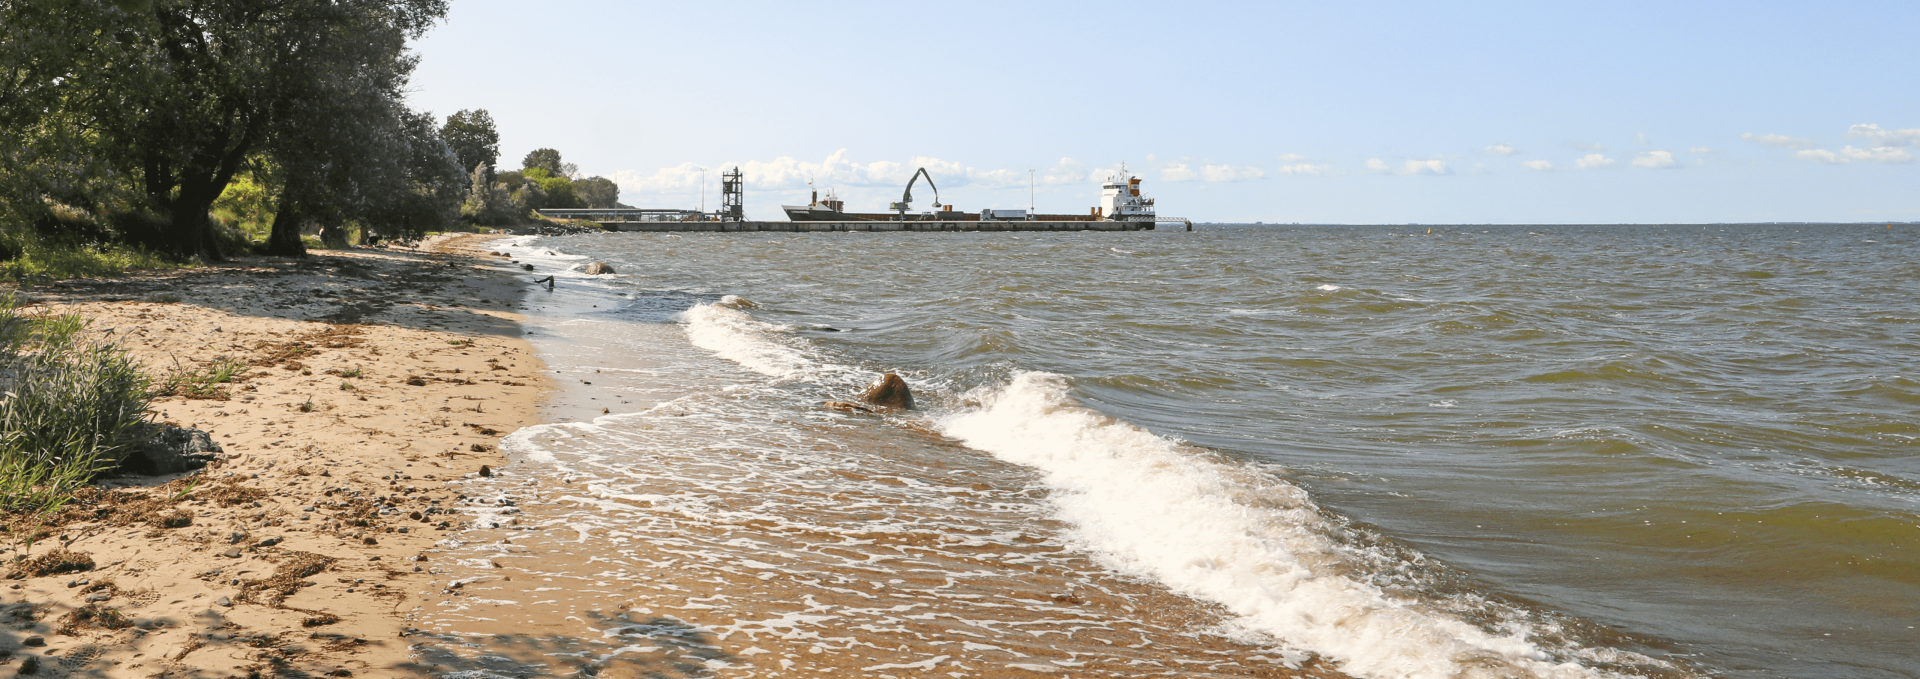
xmin=120 ymin=425 xmax=225 ymax=475
xmin=583 ymin=262 xmax=616 ymax=275
xmin=859 ymin=374 xmax=914 ymax=410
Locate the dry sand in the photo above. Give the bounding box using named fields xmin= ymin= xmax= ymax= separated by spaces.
xmin=1 ymin=233 xmax=541 ymax=679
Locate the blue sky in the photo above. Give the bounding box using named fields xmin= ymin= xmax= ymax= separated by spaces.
xmin=407 ymin=1 xmax=1919 ymax=223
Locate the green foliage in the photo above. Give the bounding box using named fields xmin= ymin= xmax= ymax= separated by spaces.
xmin=0 ymin=293 xmax=153 ymax=512
xmin=461 ymin=164 xmax=520 ymax=226
xmin=441 ymin=109 xmax=499 ymax=178
xmin=0 ymin=228 xmax=177 ymax=283
xmin=2 ymin=0 xmax=457 ymax=261
xmin=210 ymin=173 xmax=276 ymax=243
xmin=154 ymin=357 xmax=247 ymax=400
xmin=573 ymin=176 xmax=621 ymax=209
xmin=534 ymin=175 xmax=579 ymax=209
xmin=522 ymin=149 xmax=563 ymax=176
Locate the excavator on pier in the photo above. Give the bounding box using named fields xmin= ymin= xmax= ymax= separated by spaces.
xmin=888 ymin=167 xmax=940 ymax=220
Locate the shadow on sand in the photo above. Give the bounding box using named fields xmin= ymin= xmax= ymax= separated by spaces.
xmin=407 ymin=612 xmax=730 ymax=679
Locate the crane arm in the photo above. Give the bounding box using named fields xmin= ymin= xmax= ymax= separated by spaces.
xmin=902 ymin=167 xmax=939 ymax=209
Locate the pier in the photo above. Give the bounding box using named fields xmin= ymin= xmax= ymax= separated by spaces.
xmin=597 ymin=220 xmax=1169 ymax=232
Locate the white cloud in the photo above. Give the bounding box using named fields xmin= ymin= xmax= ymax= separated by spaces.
xmin=1795 ymin=149 xmax=1844 ymax=164
xmin=1366 ymin=158 xmax=1390 ymax=172
xmin=1201 ymin=164 xmax=1266 ymax=182
xmin=1797 ymin=145 xmax=1915 ymax=164
xmin=1522 ymin=160 xmax=1554 ymax=171
xmin=1847 ymin=123 xmax=1920 ymax=147
xmin=1741 ymin=132 xmax=1815 ymax=149
xmin=1635 ymin=133 xmax=1652 ymax=145
xmin=1277 ymin=162 xmax=1333 ymax=176
xmin=1688 ymin=146 xmax=1713 ymax=153
xmin=1161 ymin=162 xmax=1266 ymax=182
xmin=1160 ymin=163 xmax=1199 ymax=182
xmin=1403 ymin=159 xmax=1449 ymax=175
xmin=1844 ymin=146 xmax=1914 ymax=163
xmin=1632 ymin=150 xmax=1678 ymax=169
xmin=1038 ymin=158 xmax=1089 ymax=185
xmin=1485 ymin=143 xmax=1516 ymax=156
xmin=611 ymin=150 xmax=1102 ymax=202
xmin=1575 ymin=154 xmax=1616 ymax=169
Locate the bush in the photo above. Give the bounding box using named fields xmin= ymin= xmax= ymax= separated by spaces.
xmin=0 ymin=223 xmax=176 ymax=282
xmin=0 ymin=293 xmax=152 ymax=512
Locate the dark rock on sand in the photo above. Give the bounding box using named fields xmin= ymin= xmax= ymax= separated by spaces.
xmin=583 ymin=262 xmax=616 ymax=275
xmin=520 ymin=263 xmax=534 ymax=271
xmin=859 ymin=374 xmax=914 ymax=410
xmin=120 ymin=425 xmax=225 ymax=475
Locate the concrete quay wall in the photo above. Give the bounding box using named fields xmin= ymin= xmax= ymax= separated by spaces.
xmin=601 ymin=220 xmax=1155 ymax=233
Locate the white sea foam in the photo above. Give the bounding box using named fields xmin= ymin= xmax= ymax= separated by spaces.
xmin=938 ymin=372 xmax=1632 ymax=679
xmin=556 ymin=278 xmax=1648 ymax=679
xmin=679 ymin=298 xmax=815 ymax=380
xmin=1318 ymin=284 xmax=1343 ymax=291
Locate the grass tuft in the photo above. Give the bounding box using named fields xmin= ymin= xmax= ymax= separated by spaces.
xmin=155 ymin=356 xmax=246 ymax=400
xmin=0 ymin=292 xmax=152 ymax=518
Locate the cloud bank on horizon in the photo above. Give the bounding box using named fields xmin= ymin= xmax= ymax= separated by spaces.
xmin=606 ymin=122 xmax=1913 ymax=207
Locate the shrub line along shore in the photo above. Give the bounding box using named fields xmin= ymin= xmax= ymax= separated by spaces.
xmin=0 ymin=233 xmax=543 ymax=678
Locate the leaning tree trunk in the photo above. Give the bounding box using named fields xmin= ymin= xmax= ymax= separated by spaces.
xmin=264 ymin=183 xmax=307 ymax=257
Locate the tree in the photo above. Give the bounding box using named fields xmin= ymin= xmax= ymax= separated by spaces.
xmin=574 ymin=177 xmax=621 ymax=209
xmin=522 ymin=148 xmax=563 ymax=176
xmin=2 ymin=0 xmax=451 ymax=261
xmin=440 ymin=109 xmax=498 ymax=180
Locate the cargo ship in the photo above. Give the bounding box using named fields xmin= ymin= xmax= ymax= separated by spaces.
xmin=782 ymin=165 xmax=1156 ymax=223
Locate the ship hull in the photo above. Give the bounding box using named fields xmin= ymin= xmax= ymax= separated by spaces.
xmin=782 ymin=205 xmax=875 ymax=222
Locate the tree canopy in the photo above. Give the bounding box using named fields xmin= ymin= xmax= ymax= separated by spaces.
xmin=522 ymin=148 xmax=564 ymax=177
xmin=0 ymin=0 xmax=459 ymax=261
xmin=441 ymin=109 xmax=499 ymax=178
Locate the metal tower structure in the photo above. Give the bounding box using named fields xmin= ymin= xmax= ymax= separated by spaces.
xmin=719 ymin=167 xmax=744 ymax=221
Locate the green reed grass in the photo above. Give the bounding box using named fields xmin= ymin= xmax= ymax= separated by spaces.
xmin=154 ymin=357 xmax=246 ymax=399
xmin=0 ymin=292 xmax=152 ymax=515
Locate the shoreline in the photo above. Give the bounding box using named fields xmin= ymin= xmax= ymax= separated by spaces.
xmin=2 ymin=233 xmax=547 ymax=678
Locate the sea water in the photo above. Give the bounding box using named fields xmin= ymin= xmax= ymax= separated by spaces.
xmin=417 ymin=225 xmax=1917 ymax=679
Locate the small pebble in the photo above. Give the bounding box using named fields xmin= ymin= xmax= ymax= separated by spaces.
xmin=215 ymin=596 xmax=232 ymax=607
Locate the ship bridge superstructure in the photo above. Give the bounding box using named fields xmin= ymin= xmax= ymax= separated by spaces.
xmin=1099 ymin=164 xmax=1156 ymax=222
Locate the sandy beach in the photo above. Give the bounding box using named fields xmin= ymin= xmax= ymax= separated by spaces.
xmin=2 ymin=233 xmax=543 ymax=679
